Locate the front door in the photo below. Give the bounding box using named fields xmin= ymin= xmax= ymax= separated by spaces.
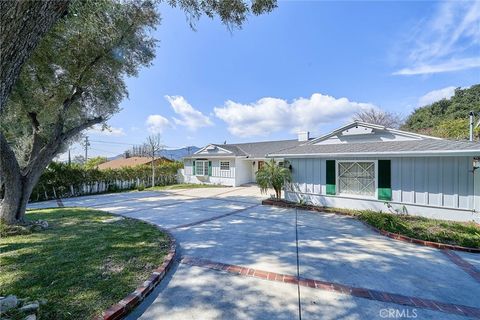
xmin=258 ymin=160 xmax=265 ymax=171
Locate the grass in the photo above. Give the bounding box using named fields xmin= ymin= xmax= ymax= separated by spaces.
xmin=269 ymin=199 xmax=480 ymax=248
xmin=0 ymin=208 xmax=169 ymax=320
xmin=146 ymin=183 xmax=226 ymax=191
xmin=356 ymin=211 xmax=480 ymax=248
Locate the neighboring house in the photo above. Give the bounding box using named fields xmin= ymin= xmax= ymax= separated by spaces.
xmin=182 ymin=134 xmax=309 ymax=187
xmin=97 ymin=156 xmax=172 ymax=170
xmin=268 ymin=122 xmax=480 ymax=222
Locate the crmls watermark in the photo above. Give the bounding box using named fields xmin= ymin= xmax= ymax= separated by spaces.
xmin=379 ymin=308 xmax=418 ymax=318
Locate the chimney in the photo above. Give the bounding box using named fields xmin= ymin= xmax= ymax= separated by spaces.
xmin=297 ymin=131 xmax=310 ymax=142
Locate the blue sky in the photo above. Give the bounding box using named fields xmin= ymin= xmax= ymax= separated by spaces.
xmin=65 ymin=0 xmax=480 ymax=160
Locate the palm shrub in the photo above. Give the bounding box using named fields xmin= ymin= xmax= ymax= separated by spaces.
xmin=255 ymin=159 xmax=292 ymax=199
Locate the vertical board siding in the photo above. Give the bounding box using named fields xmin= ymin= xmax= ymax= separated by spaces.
xmin=414 ymin=158 xmax=427 ymax=205
xmin=211 ymin=159 xmax=235 ymax=178
xmin=427 ymin=158 xmax=441 ymax=206
xmin=457 ymin=157 xmax=469 ymax=209
xmin=289 ymin=156 xmax=474 ymax=210
xmin=185 ymin=159 xmax=235 ymax=178
xmin=442 ymin=157 xmax=455 ymax=208
xmin=401 ymin=159 xmax=414 ymax=203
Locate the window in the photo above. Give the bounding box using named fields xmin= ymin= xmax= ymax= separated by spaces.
xmin=220 ymin=161 xmax=230 ymax=171
xmin=195 ymin=160 xmax=209 ymax=176
xmin=338 ymin=161 xmax=375 ymax=196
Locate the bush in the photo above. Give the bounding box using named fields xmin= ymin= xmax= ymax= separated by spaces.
xmin=30 ymin=161 xmax=183 ymax=201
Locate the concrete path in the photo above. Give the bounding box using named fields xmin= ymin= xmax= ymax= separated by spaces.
xmin=29 ymin=186 xmax=480 ymax=320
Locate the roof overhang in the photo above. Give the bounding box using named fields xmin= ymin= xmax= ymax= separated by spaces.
xmin=268 ymin=150 xmax=480 ymax=158
xmin=183 ymin=155 xmax=245 ymax=160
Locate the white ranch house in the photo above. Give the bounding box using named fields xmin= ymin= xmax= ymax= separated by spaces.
xmin=182 ymin=122 xmax=480 ymax=223
xmin=182 ymin=138 xmax=305 ymax=186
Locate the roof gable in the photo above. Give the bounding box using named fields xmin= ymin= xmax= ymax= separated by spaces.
xmin=308 ymin=121 xmax=442 ymax=145
xmin=194 ymin=144 xmax=234 ymax=155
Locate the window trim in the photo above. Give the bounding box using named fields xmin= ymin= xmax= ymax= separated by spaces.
xmin=220 ymin=161 xmax=230 ymax=171
xmin=195 ymin=160 xmax=209 ymax=176
xmin=336 ymin=160 xmax=378 ymax=199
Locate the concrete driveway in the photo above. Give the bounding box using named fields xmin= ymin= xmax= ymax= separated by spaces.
xmin=29 ymin=186 xmax=480 ymax=319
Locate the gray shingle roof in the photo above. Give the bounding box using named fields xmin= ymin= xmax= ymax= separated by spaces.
xmin=214 ymin=139 xmax=304 ymax=158
xmin=268 ymin=139 xmax=480 ymax=156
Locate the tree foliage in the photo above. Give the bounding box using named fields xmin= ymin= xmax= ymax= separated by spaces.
xmin=84 ymin=156 xmax=108 ymax=169
xmin=354 ymin=108 xmax=403 ymax=128
xmin=0 ymin=0 xmax=277 ymax=224
xmin=0 ymin=0 xmax=70 ymax=112
xmin=255 ymin=159 xmax=291 ymax=199
xmin=32 ymin=161 xmax=183 ymax=202
xmin=402 ymin=85 xmax=480 ymax=139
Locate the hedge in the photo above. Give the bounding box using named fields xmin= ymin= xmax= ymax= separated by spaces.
xmin=30 ymin=161 xmax=183 ymax=202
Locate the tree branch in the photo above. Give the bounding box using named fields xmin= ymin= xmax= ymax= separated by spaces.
xmin=61 ymin=116 xmax=104 ymax=142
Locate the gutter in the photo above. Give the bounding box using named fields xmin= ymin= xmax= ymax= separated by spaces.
xmin=267 ymin=150 xmax=480 ymax=158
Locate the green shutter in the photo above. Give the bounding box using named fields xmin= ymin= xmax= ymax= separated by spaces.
xmin=378 ymin=160 xmax=392 ymax=200
xmin=326 ymin=160 xmax=336 ymax=195
xmin=193 ymin=160 xmax=196 ymax=175
xmin=208 ymin=161 xmax=212 ymax=176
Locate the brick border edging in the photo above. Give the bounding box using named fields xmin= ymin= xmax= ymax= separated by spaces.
xmin=95 ymin=223 xmax=177 ymax=320
xmin=262 ymin=199 xmax=480 ymax=254
xmin=181 ymin=256 xmax=480 ymax=319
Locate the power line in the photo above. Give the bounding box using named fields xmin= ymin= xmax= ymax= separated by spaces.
xmin=89 ymin=139 xmax=135 ymax=146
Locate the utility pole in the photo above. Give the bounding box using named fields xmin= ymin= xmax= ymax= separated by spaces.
xmin=68 ymin=149 xmax=71 ymax=166
xmin=84 ymin=136 xmax=90 ymax=163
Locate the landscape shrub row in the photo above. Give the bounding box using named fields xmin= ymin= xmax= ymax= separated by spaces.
xmin=30 ymin=161 xmax=183 ymax=201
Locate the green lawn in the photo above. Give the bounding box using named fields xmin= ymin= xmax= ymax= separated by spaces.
xmin=146 ymin=183 xmax=226 ymax=191
xmin=357 ymin=211 xmax=480 ymax=248
xmin=0 ymin=208 xmax=169 ymax=319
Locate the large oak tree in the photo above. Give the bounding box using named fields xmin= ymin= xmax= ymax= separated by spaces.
xmin=0 ymin=0 xmax=70 ymax=112
xmin=0 ymin=0 xmax=276 ymax=224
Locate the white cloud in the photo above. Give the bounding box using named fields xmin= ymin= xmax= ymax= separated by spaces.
xmin=417 ymin=86 xmax=456 ymax=107
xmin=394 ymin=1 xmax=480 ymax=75
xmin=88 ymin=125 xmax=125 ymax=137
xmin=146 ymin=115 xmax=170 ymax=134
xmin=394 ymin=58 xmax=480 ymax=76
xmin=214 ymin=93 xmax=375 ymax=137
xmin=165 ymin=95 xmax=213 ymax=131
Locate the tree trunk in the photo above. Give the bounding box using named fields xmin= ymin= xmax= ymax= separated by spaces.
xmin=1 ymin=132 xmax=46 ymax=224
xmin=0 ymin=172 xmax=36 ymax=224
xmin=275 ymin=187 xmax=281 ymax=199
xmin=0 ymin=0 xmax=70 ymax=111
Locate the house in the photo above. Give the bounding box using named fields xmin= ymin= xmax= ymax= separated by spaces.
xmin=182 ymin=134 xmax=309 ymax=187
xmin=97 ymin=156 xmax=172 ymax=170
xmin=268 ymin=121 xmax=480 ymax=223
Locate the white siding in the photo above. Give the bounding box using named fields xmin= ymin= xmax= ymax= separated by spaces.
xmin=236 ymin=159 xmax=255 ymax=186
xmin=288 ymin=156 xmax=476 ymax=211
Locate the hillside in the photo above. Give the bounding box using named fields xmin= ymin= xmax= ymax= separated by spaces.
xmin=158 ymin=146 xmax=200 ymax=161
xmin=402 ymin=85 xmax=480 ymax=140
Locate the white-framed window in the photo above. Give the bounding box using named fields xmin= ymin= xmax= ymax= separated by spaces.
xmin=220 ymin=161 xmax=230 ymax=171
xmin=195 ymin=160 xmax=209 ymax=176
xmin=337 ymin=161 xmax=376 ymax=197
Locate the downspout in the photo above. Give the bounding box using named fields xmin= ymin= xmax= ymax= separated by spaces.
xmin=469 ymin=111 xmax=474 ymax=142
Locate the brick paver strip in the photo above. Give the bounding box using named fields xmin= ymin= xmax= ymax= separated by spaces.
xmin=180 ymin=256 xmax=480 ymax=319
xmin=170 ymin=204 xmax=259 ymax=230
xmin=442 ymin=249 xmax=480 ymax=283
